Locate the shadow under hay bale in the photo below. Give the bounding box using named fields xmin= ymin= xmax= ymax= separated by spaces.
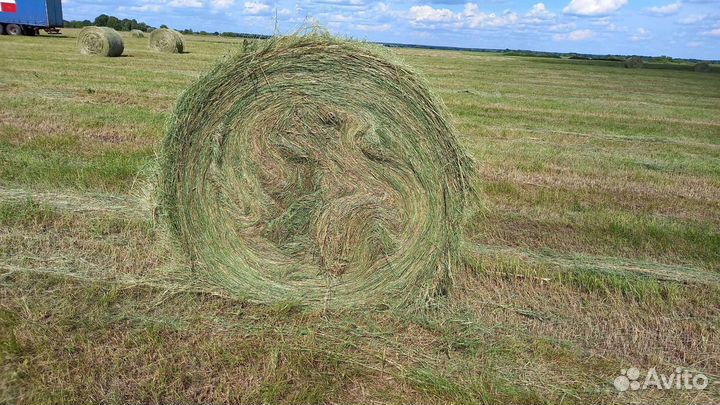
xmin=158 ymin=33 xmax=477 ymax=310
xmin=77 ymin=26 xmax=124 ymax=57
xmin=149 ymin=28 xmax=184 ymax=53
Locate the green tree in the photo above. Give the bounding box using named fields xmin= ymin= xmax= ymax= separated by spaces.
xmin=94 ymin=14 xmax=109 ymax=26
xmin=105 ymin=16 xmax=120 ymax=30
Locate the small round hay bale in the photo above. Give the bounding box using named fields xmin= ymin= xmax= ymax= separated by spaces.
xmin=694 ymin=62 xmax=710 ymax=73
xmin=130 ymin=29 xmax=145 ymax=38
xmin=158 ymin=34 xmax=476 ymax=309
xmin=149 ymin=28 xmax=184 ymax=53
xmin=624 ymin=57 xmax=644 ymax=68
xmin=77 ymin=26 xmax=124 ymax=57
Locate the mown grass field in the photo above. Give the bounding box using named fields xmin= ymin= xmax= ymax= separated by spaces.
xmin=1 ymin=29 xmax=719 ymax=404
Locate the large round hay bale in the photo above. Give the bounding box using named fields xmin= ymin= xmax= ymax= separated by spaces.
xmin=149 ymin=28 xmax=184 ymax=53
xmin=694 ymin=62 xmax=710 ymax=72
xmin=77 ymin=26 xmax=124 ymax=57
xmin=624 ymin=56 xmax=644 ymax=68
xmin=130 ymin=29 xmax=145 ymax=38
xmin=158 ymin=34 xmax=476 ymax=309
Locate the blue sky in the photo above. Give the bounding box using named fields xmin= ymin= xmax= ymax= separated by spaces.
xmin=62 ymin=0 xmax=720 ymax=59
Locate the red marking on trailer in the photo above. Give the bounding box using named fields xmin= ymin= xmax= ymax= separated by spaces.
xmin=0 ymin=0 xmax=16 ymax=13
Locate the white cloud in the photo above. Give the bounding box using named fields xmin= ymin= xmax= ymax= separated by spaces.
xmin=569 ymin=29 xmax=594 ymax=39
xmin=169 ymin=0 xmax=203 ymax=7
xmin=646 ymin=2 xmax=682 ymax=16
xmin=327 ymin=13 xmax=352 ymax=22
xmin=243 ymin=1 xmax=270 ymax=14
xmin=631 ymin=27 xmax=651 ymax=41
xmin=678 ymin=14 xmax=706 ymax=24
xmin=408 ymin=3 xmax=519 ymax=28
xmin=526 ymin=3 xmax=555 ymax=20
xmin=312 ymin=0 xmax=364 ymax=5
xmin=212 ymin=0 xmax=234 ymax=9
xmin=589 ymin=17 xmax=624 ymax=31
xmin=550 ymin=22 xmax=576 ymax=31
xmin=703 ymin=27 xmax=720 ymax=36
xmin=590 ymin=17 xmax=610 ymax=25
xmin=563 ymin=0 xmax=627 ymax=16
xmin=554 ymin=29 xmax=594 ymax=40
xmin=355 ymin=23 xmax=391 ymax=32
xmin=276 ymin=7 xmax=291 ymax=16
xmin=130 ymin=4 xmax=162 ymax=12
xmin=409 ymin=5 xmax=457 ymax=23
xmin=464 ymin=4 xmax=518 ymax=28
xmin=375 ymin=2 xmax=391 ymax=14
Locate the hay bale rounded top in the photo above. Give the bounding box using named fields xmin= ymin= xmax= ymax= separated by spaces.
xmin=149 ymin=28 xmax=184 ymax=53
xmin=624 ymin=57 xmax=644 ymax=68
xmin=158 ymin=33 xmax=476 ymax=309
xmin=694 ymin=62 xmax=710 ymax=73
xmin=130 ymin=29 xmax=145 ymax=38
xmin=77 ymin=26 xmax=124 ymax=57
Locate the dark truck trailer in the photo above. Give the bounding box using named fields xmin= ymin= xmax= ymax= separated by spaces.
xmin=0 ymin=0 xmax=63 ymax=36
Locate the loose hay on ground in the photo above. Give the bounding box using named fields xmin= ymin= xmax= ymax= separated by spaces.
xmin=77 ymin=26 xmax=124 ymax=57
xmin=158 ymin=33 xmax=477 ymax=310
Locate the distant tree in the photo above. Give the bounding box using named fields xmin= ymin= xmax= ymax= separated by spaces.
xmin=160 ymin=24 xmax=168 ymax=29
xmin=65 ymin=15 xmax=154 ymax=31
xmin=105 ymin=16 xmax=120 ymax=30
xmin=94 ymin=14 xmax=109 ymax=26
xmin=64 ymin=18 xmax=95 ymax=28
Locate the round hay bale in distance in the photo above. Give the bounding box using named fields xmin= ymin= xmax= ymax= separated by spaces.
xmin=624 ymin=56 xmax=644 ymax=68
xmin=149 ymin=28 xmax=184 ymax=53
xmin=694 ymin=62 xmax=710 ymax=73
xmin=130 ymin=29 xmax=145 ymax=38
xmin=158 ymin=34 xmax=476 ymax=309
xmin=77 ymin=26 xmax=124 ymax=57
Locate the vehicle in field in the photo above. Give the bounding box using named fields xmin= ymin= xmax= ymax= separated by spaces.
xmin=0 ymin=0 xmax=62 ymax=36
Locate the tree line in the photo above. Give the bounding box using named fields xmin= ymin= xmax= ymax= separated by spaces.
xmin=64 ymin=14 xmax=272 ymax=38
xmin=64 ymin=14 xmax=154 ymax=32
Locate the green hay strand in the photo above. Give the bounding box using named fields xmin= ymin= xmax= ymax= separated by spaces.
xmin=77 ymin=26 xmax=124 ymax=57
xmin=158 ymin=32 xmax=476 ymax=309
xmin=149 ymin=28 xmax=184 ymax=53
